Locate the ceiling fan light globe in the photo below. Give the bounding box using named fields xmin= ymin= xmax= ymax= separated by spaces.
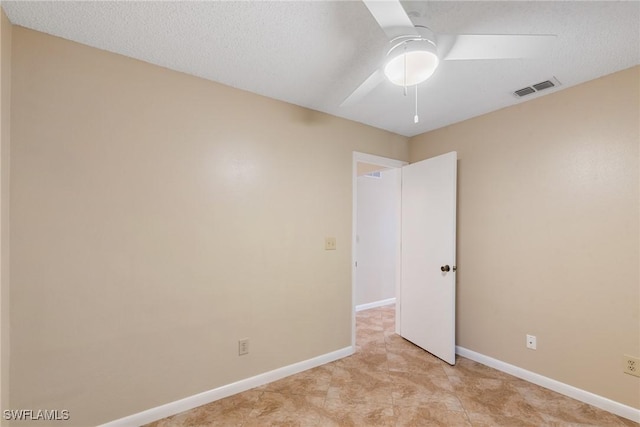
xmin=384 ymin=50 xmax=439 ymax=86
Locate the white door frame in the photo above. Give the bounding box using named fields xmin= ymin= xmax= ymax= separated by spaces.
xmin=351 ymin=152 xmax=408 ymax=348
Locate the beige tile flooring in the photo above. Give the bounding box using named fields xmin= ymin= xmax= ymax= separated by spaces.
xmin=147 ymin=306 xmax=637 ymax=426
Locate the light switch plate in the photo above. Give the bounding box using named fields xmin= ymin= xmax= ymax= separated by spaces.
xmin=325 ymin=237 xmax=336 ymax=250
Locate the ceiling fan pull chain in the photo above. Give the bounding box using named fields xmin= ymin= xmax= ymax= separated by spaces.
xmin=414 ymin=84 xmax=419 ymax=124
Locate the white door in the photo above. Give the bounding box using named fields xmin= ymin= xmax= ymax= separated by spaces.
xmin=400 ymin=151 xmax=457 ymax=365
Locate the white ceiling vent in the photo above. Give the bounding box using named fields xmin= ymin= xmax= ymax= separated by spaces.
xmin=513 ymin=77 xmax=561 ymax=98
xmin=514 ymin=87 xmax=536 ymax=97
xmin=365 ymin=171 xmax=382 ymax=179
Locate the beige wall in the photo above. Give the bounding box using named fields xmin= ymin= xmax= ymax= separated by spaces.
xmin=9 ymin=27 xmax=408 ymax=425
xmin=410 ymin=66 xmax=640 ymax=408
xmin=0 ymin=8 xmax=12 ymax=416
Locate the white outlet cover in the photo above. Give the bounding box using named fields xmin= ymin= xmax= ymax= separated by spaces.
xmin=526 ymin=334 xmax=537 ymax=350
xmin=238 ymin=339 xmax=249 ymax=355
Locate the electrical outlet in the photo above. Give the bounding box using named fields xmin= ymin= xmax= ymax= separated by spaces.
xmin=238 ymin=339 xmax=249 ymax=356
xmin=623 ymin=355 xmax=640 ymax=377
xmin=526 ymin=334 xmax=537 ymax=350
xmin=325 ymin=237 xmax=336 ymax=250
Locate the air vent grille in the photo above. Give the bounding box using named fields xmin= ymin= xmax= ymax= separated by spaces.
xmin=513 ymin=77 xmax=561 ymax=98
xmin=514 ymin=87 xmax=536 ymax=97
xmin=532 ymin=80 xmax=555 ymax=91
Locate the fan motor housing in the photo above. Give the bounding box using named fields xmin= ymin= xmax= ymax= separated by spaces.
xmin=385 ymin=26 xmax=440 ymax=86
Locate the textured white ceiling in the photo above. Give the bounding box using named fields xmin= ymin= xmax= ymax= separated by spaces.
xmin=3 ymin=1 xmax=639 ymax=137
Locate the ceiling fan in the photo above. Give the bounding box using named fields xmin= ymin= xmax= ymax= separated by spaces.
xmin=342 ymin=0 xmax=556 ymax=122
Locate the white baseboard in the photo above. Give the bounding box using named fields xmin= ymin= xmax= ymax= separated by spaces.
xmin=99 ymin=346 xmax=354 ymax=427
xmin=355 ymin=297 xmax=396 ymax=312
xmin=456 ymin=346 xmax=640 ymax=423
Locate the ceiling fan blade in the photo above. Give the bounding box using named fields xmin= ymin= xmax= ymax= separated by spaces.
xmin=341 ymin=69 xmax=385 ymax=107
xmin=442 ymin=34 xmax=556 ymax=60
xmin=363 ymin=0 xmax=419 ymax=40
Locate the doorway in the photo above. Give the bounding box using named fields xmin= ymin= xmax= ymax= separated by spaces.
xmin=355 ymin=166 xmax=400 ymax=310
xmin=351 ymin=152 xmax=407 ymax=347
xmin=351 ymin=151 xmax=458 ymax=365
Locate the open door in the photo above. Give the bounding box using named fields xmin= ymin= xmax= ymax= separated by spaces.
xmin=400 ymin=151 xmax=457 ymax=365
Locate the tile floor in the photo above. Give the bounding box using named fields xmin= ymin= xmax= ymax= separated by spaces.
xmin=146 ymin=306 xmax=637 ymax=426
